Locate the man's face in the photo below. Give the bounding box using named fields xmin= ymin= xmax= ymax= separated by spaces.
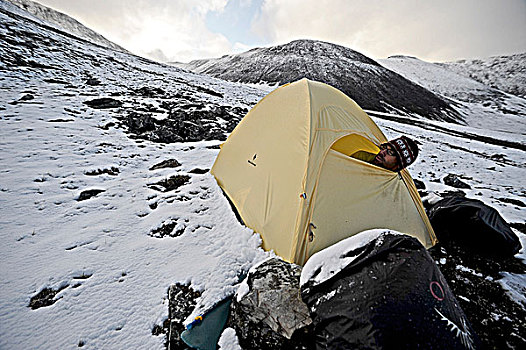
xmin=373 ymin=145 xmax=399 ymax=171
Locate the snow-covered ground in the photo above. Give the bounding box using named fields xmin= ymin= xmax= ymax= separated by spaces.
xmin=379 ymin=55 xmax=526 ymax=133
xmin=1 ymin=1 xmax=525 ymax=349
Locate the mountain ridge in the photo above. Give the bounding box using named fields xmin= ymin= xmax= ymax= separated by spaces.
xmin=6 ymin=0 xmax=128 ymax=53
xmin=176 ymin=39 xmax=462 ymax=123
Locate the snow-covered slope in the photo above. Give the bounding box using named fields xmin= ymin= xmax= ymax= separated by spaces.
xmin=441 ymin=53 xmax=526 ymax=98
xmin=176 ymin=39 xmax=462 ymax=123
xmin=1 ymin=1 xmax=525 ymax=349
xmin=6 ymin=0 xmax=128 ymax=53
xmin=379 ymin=55 xmax=526 ymax=133
xmin=1 ymin=1 xmax=271 ymax=348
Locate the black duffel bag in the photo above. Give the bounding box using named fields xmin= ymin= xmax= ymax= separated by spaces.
xmin=300 ymin=230 xmax=480 ymax=350
xmin=428 ymin=195 xmax=521 ymax=257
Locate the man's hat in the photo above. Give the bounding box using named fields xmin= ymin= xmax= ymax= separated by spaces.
xmin=387 ymin=136 xmax=419 ymax=170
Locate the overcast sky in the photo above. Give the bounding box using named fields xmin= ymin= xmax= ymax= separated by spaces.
xmin=36 ymin=0 xmax=526 ymax=63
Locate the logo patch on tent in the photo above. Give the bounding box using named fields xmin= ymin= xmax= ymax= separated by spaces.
xmin=248 ymin=154 xmax=257 ymax=167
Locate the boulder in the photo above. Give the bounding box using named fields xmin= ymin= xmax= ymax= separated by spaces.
xmin=443 ymin=174 xmax=471 ymax=189
xmin=226 ymin=258 xmax=313 ymax=350
xmin=77 ymin=189 xmax=105 ymax=201
xmin=83 ymin=97 xmax=122 ymax=109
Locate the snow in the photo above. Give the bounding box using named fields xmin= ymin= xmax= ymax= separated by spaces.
xmin=379 ymin=56 xmax=526 ymax=134
xmin=300 ymin=229 xmax=402 ymax=287
xmin=1 ymin=2 xmax=525 ymax=348
xmin=218 ymin=328 xmax=242 ymax=350
xmin=235 ymin=279 xmax=250 ymax=303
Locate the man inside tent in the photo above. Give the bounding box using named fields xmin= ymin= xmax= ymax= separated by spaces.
xmin=351 ymin=136 xmax=419 ymax=171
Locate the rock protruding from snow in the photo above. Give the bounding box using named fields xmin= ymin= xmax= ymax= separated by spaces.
xmin=443 ymin=174 xmax=472 ymax=189
xmin=166 ymin=283 xmax=202 ymax=350
xmin=177 ymin=39 xmax=461 ymax=123
xmin=227 ymin=258 xmax=313 ymax=349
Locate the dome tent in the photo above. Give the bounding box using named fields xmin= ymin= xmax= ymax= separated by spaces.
xmin=211 ymin=79 xmax=436 ymax=265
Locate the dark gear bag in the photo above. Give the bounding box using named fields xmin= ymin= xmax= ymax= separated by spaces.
xmin=301 ymin=233 xmax=480 ymax=350
xmin=428 ymin=196 xmax=521 ymax=257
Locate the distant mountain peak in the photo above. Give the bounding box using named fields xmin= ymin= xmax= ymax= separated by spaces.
xmin=6 ymin=0 xmax=127 ymax=53
xmin=176 ymin=39 xmax=461 ymax=123
xmin=387 ymin=55 xmax=422 ymax=61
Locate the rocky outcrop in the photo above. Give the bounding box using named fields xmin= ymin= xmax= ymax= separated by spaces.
xmin=226 ymin=258 xmax=313 ymax=350
xmin=443 ymin=174 xmax=471 ymax=189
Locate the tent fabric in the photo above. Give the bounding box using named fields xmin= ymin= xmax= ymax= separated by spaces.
xmin=211 ymin=78 xmax=436 ymax=265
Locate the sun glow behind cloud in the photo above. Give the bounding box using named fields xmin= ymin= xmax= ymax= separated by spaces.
xmin=35 ymin=0 xmax=526 ymax=63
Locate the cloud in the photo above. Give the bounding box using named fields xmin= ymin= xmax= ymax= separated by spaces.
xmin=35 ymin=0 xmax=526 ymax=62
xmin=252 ymin=0 xmax=526 ymax=61
xmin=37 ymin=0 xmax=234 ymax=62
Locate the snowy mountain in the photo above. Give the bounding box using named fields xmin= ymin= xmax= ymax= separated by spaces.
xmin=379 ymin=55 xmax=526 ymax=132
xmin=1 ymin=1 xmax=525 ymax=349
xmin=6 ymin=0 xmax=128 ymax=53
xmin=176 ymin=39 xmax=462 ymax=123
xmin=441 ymin=53 xmax=526 ymax=98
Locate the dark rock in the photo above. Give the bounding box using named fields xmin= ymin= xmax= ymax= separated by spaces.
xmin=439 ymin=190 xmax=466 ymax=198
xmin=496 ymin=197 xmax=526 ymax=207
xmin=44 ymin=78 xmax=69 ymax=84
xmin=64 ymin=107 xmax=81 ymax=115
xmin=124 ymin=112 xmax=157 ymax=133
xmin=150 ymin=159 xmax=181 ymax=171
xmin=490 ymin=153 xmax=507 ymax=161
xmin=135 ymin=86 xmax=166 ymax=97
xmin=77 ymin=189 xmax=105 ymax=201
xmin=165 ymin=283 xmax=202 ymax=350
xmin=189 ymin=168 xmax=209 ymax=174
xmin=418 ymin=190 xmax=429 ymax=200
xmin=149 ymin=175 xmax=190 ymax=192
xmin=83 ymin=98 xmax=122 ymax=109
xmin=48 ymin=118 xmax=74 ymax=122
xmin=227 ymin=258 xmax=313 ymax=350
xmin=413 ymin=178 xmax=426 ymax=190
xmin=78 ymin=340 xmax=85 ymax=347
xmin=85 ymin=78 xmax=101 ymax=86
xmin=120 ymin=105 xmax=244 ymax=143
xmin=429 ymin=243 xmax=526 ymax=349
xmin=443 ymin=174 xmax=471 ymax=189
xmin=149 ymin=219 xmax=185 ymax=238
xmin=195 ymin=85 xmax=223 ymax=98
xmin=100 ymin=122 xmax=115 ymax=130
xmin=28 ymin=285 xmax=68 ymax=309
xmin=510 ymin=222 xmax=526 ymax=235
xmin=9 ymin=93 xmax=34 ymax=105
xmin=84 ymin=167 xmax=119 ymax=176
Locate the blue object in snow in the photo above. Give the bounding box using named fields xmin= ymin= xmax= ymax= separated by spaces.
xmin=181 ymin=297 xmax=233 ymax=350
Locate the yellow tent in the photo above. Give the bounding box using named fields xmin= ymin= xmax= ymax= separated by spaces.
xmin=211 ymin=79 xmax=437 ymax=265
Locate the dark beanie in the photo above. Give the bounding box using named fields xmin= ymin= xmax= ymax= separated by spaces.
xmin=387 ymin=136 xmax=419 ymax=169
